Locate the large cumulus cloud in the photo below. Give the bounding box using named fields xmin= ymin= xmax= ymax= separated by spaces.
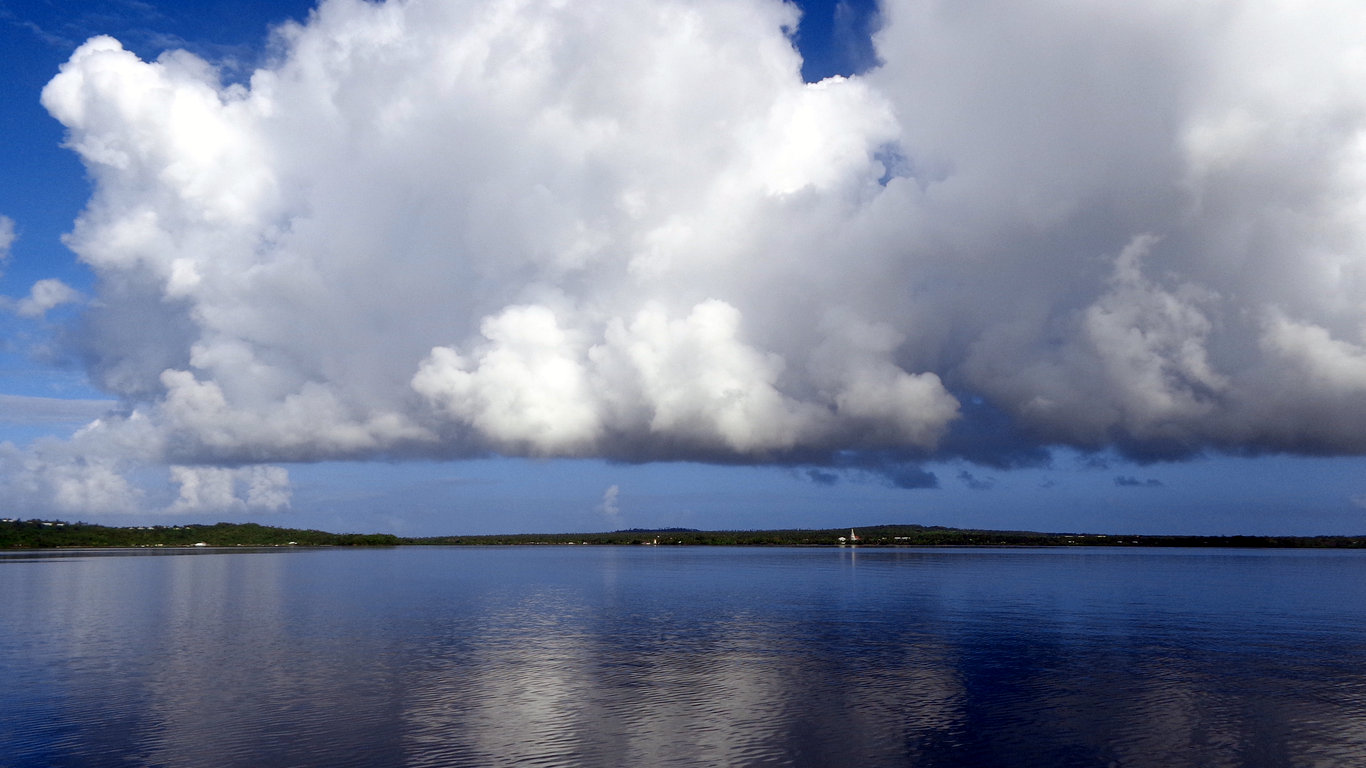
xmin=868 ymin=0 xmax=1366 ymax=456
xmin=9 ymin=0 xmax=1366 ymax=512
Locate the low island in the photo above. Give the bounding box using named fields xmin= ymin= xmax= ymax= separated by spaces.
xmin=3 ymin=518 xmax=1364 ymax=549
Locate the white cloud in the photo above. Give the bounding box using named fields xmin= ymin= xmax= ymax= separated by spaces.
xmin=170 ymin=465 xmax=290 ymax=513
xmin=0 ymin=437 xmax=144 ymax=515
xmin=599 ymin=484 xmax=620 ymax=518
xmin=590 ymin=300 xmax=847 ymax=455
xmin=413 ymin=305 xmax=602 ymax=455
xmin=11 ymin=278 xmax=80 ymax=318
xmin=12 ymin=0 xmax=1366 ymax=514
xmin=0 ymin=215 xmax=14 ymax=269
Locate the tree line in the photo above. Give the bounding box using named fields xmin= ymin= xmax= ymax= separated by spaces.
xmin=4 ymin=518 xmax=1364 ymax=549
xmin=0 ymin=519 xmax=399 ymax=549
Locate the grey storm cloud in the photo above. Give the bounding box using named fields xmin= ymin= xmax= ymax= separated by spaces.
xmin=9 ymin=0 xmax=1366 ymax=512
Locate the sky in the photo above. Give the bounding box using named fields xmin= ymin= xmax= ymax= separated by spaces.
xmin=3 ymin=0 xmax=1366 ymax=537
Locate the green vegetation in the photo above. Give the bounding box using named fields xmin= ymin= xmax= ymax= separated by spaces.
xmin=3 ymin=518 xmax=1364 ymax=549
xmin=407 ymin=524 xmax=1366 ymax=548
xmin=0 ymin=519 xmax=400 ymax=549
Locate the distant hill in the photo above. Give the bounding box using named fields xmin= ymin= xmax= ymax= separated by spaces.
xmin=5 ymin=518 xmax=1363 ymax=549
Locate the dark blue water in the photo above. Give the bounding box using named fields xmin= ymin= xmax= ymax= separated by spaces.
xmin=2 ymin=546 xmax=1364 ymax=767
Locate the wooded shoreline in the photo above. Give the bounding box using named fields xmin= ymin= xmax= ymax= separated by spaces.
xmin=4 ymin=518 xmax=1364 ymax=550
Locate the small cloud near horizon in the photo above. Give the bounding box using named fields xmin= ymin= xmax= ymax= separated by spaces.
xmin=599 ymin=484 xmax=621 ymax=518
xmin=958 ymin=470 xmax=994 ymax=491
xmin=1115 ymin=476 xmax=1164 ymax=488
xmin=803 ymin=468 xmax=841 ymax=486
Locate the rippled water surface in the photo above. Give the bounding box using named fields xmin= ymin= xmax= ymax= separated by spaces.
xmin=3 ymin=546 xmax=1365 ymax=767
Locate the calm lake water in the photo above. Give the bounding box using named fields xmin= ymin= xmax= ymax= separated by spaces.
xmin=2 ymin=546 xmax=1365 ymax=767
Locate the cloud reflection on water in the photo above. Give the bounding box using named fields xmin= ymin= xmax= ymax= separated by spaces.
xmin=3 ymin=547 xmax=1366 ymax=767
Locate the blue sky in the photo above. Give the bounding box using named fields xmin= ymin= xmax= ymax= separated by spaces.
xmin=3 ymin=0 xmax=1366 ymax=537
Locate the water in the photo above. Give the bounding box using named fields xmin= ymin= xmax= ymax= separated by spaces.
xmin=2 ymin=546 xmax=1364 ymax=767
